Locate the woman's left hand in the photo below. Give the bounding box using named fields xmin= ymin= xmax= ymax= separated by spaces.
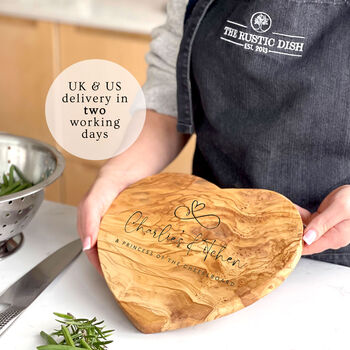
xmin=299 ymin=185 xmax=350 ymax=255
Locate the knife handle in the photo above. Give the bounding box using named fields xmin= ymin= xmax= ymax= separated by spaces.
xmin=0 ymin=305 xmax=24 ymax=336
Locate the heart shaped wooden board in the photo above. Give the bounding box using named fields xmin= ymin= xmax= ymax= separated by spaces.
xmin=97 ymin=173 xmax=303 ymax=334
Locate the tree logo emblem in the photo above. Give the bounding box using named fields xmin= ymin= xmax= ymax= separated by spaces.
xmin=250 ymin=12 xmax=272 ymax=33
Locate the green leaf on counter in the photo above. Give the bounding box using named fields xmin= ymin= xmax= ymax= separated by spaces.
xmin=40 ymin=331 xmax=58 ymax=345
xmin=38 ymin=312 xmax=114 ymax=350
xmin=37 ymin=346 xmax=82 ymax=350
xmin=53 ymin=312 xmax=75 ymax=320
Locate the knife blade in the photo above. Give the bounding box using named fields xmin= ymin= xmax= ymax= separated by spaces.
xmin=0 ymin=238 xmax=82 ymax=336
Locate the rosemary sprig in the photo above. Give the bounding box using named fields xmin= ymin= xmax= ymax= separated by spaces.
xmin=38 ymin=312 xmax=114 ymax=350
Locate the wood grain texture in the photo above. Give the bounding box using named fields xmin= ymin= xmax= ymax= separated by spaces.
xmin=98 ymin=173 xmax=303 ymax=333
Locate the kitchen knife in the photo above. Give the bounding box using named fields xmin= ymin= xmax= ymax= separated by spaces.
xmin=0 ymin=239 xmax=82 ymax=336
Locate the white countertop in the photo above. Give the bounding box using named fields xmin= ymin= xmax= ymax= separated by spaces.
xmin=0 ymin=0 xmax=167 ymax=35
xmin=1 ymin=200 xmax=350 ymax=350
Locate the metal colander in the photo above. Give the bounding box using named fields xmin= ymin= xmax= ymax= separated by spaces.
xmin=0 ymin=133 xmax=65 ymax=257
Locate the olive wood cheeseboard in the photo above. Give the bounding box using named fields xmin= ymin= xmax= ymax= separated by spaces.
xmin=97 ymin=173 xmax=303 ymax=333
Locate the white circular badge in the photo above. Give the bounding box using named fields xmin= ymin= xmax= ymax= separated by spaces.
xmin=45 ymin=59 xmax=146 ymax=160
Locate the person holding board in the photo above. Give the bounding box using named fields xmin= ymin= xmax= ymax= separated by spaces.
xmin=78 ymin=0 xmax=350 ymax=271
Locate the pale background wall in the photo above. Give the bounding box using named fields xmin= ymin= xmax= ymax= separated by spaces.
xmin=0 ymin=13 xmax=196 ymax=206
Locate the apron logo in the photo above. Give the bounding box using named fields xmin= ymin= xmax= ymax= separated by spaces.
xmin=251 ymin=12 xmax=272 ymax=33
xmin=221 ymin=12 xmax=306 ymax=58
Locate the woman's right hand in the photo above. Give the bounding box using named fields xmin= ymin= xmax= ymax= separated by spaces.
xmin=77 ymin=169 xmax=129 ymax=274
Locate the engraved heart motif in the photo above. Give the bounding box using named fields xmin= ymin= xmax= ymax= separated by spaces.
xmin=98 ymin=173 xmax=303 ymax=333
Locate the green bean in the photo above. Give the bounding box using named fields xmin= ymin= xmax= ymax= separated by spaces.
xmin=40 ymin=331 xmax=58 ymax=345
xmin=2 ymin=174 xmax=8 ymax=187
xmin=62 ymin=326 xmax=75 ymax=347
xmin=0 ymin=181 xmax=21 ymax=196
xmin=0 ymin=165 xmax=33 ymax=197
xmin=13 ymin=164 xmax=29 ymax=182
xmin=9 ymin=165 xmax=14 ymax=185
xmin=11 ymin=182 xmax=31 ymax=194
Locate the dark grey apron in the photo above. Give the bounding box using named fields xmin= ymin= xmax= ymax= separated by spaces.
xmin=176 ymin=0 xmax=350 ymax=266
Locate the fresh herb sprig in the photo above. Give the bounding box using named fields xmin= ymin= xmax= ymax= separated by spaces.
xmin=0 ymin=165 xmax=33 ymax=197
xmin=38 ymin=312 xmax=114 ymax=350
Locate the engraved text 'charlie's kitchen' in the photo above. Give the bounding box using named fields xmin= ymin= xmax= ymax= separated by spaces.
xmin=123 ymin=200 xmax=247 ymax=269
